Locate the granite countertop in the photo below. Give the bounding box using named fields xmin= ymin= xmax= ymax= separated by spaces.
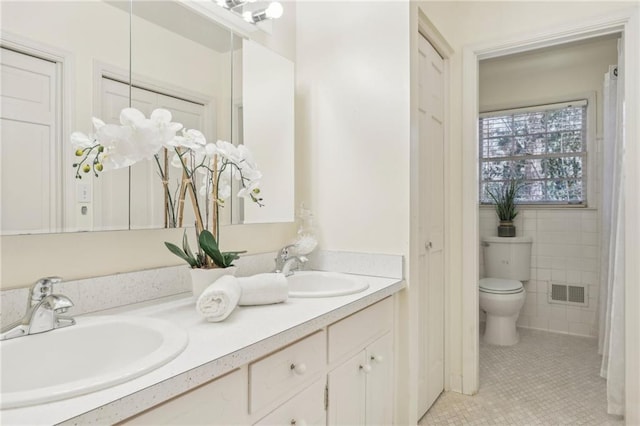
xmin=1 ymin=273 xmax=405 ymax=425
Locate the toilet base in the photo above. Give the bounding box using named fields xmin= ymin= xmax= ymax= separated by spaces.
xmin=483 ymin=313 xmax=520 ymax=346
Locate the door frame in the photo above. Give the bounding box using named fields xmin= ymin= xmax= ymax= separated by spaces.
xmin=460 ymin=7 xmax=640 ymax=422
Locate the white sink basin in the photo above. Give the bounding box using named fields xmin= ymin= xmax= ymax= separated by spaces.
xmin=287 ymin=271 xmax=369 ymax=298
xmin=0 ymin=315 xmax=188 ymax=409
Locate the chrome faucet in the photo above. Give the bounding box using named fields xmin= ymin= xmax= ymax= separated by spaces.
xmin=274 ymin=244 xmax=308 ymax=277
xmin=0 ymin=277 xmax=76 ymax=341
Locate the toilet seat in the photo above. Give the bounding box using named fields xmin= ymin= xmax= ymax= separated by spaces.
xmin=479 ymin=277 xmax=523 ymax=295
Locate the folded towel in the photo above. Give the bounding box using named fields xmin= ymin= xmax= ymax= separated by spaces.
xmin=196 ymin=275 xmax=241 ymax=322
xmin=237 ymin=273 xmax=288 ymax=306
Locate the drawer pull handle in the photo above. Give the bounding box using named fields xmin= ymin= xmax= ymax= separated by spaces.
xmin=359 ymin=364 xmax=372 ymax=373
xmin=290 ymin=363 xmax=307 ymax=375
xmin=371 ymin=354 xmax=384 ymax=363
xmin=291 ymin=420 xmax=307 ymax=426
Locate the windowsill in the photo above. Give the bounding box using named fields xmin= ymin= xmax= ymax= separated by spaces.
xmin=479 ymin=204 xmax=597 ymax=211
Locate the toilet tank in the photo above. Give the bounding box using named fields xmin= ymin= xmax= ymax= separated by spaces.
xmin=482 ymin=236 xmax=533 ymax=281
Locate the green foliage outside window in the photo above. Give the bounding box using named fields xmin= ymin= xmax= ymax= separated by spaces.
xmin=479 ymin=102 xmax=587 ymax=205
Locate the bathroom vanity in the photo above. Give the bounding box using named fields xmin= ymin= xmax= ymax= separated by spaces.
xmin=0 ymin=269 xmax=404 ymax=425
xmin=125 ymin=297 xmax=394 ymax=425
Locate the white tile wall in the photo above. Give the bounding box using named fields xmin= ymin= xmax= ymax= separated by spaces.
xmin=479 ymin=208 xmax=600 ymax=337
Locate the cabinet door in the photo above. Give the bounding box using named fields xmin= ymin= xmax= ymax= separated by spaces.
xmin=327 ymin=351 xmax=367 ymax=425
xmin=365 ymin=332 xmax=394 ymax=425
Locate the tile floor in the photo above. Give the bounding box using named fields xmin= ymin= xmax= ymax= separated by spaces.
xmin=419 ymin=328 xmax=623 ymax=425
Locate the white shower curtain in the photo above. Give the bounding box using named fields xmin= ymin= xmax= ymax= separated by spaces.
xmin=598 ymin=54 xmax=626 ymax=416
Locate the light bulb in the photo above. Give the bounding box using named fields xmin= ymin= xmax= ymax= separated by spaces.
xmin=265 ymin=2 xmax=283 ymax=19
xmin=242 ymin=10 xmax=254 ymax=22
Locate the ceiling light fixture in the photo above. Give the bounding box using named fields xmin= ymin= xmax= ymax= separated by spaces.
xmin=216 ymin=0 xmax=255 ymax=10
xmin=242 ymin=1 xmax=283 ymax=23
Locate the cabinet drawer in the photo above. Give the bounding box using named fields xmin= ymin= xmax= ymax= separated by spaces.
xmin=122 ymin=368 xmax=247 ymax=425
xmin=254 ymin=379 xmax=326 ymax=426
xmin=328 ymin=297 xmax=393 ymax=363
xmin=249 ymin=330 xmax=326 ymax=414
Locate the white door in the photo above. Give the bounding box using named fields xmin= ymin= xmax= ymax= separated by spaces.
xmin=417 ymin=34 xmax=446 ymax=417
xmin=365 ymin=332 xmax=394 ymax=425
xmin=328 ymin=351 xmax=367 ymax=425
xmin=0 ymin=47 xmax=60 ymax=234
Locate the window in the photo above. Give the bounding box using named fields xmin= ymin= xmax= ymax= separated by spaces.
xmin=479 ymin=100 xmax=588 ymax=205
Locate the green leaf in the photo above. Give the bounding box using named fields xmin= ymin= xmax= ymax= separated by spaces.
xmin=182 ymin=231 xmax=195 ymax=261
xmin=164 ymin=242 xmax=198 ymax=267
xmin=221 ymin=251 xmax=246 ymax=268
xmin=487 ymin=179 xmax=522 ymax=221
xmin=198 ymin=230 xmax=226 ymax=268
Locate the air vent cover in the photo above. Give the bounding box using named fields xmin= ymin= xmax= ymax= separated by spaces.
xmin=549 ymin=283 xmax=588 ymax=306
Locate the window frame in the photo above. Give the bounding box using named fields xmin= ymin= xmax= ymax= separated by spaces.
xmin=478 ymin=96 xmax=595 ymax=208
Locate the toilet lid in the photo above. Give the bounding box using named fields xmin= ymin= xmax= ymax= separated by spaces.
xmin=479 ymin=278 xmax=523 ymax=294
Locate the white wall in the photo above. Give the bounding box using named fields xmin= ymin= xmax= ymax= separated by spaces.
xmin=295 ymin=2 xmax=411 ymax=255
xmin=295 ymin=2 xmax=412 ymax=422
xmin=478 ymin=37 xmax=618 ymax=337
xmin=418 ymin=0 xmax=638 ymax=396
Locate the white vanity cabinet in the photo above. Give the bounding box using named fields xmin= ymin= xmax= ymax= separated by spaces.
xmin=254 ymin=378 xmax=326 ymax=426
xmin=122 ymin=297 xmax=394 ymax=426
xmin=249 ymin=330 xmax=326 ymax=419
xmin=122 ymin=368 xmax=249 ymax=425
xmin=327 ymin=298 xmax=394 ymax=425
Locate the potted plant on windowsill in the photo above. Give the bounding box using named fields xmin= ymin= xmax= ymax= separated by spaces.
xmin=71 ymin=107 xmax=264 ymax=297
xmin=487 ymin=180 xmax=522 ymax=237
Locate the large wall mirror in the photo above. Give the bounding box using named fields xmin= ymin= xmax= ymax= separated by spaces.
xmin=0 ymin=0 xmax=294 ymax=236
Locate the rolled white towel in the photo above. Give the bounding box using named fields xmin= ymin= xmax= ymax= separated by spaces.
xmin=237 ymin=273 xmax=288 ymax=306
xmin=196 ymin=275 xmax=241 ymax=322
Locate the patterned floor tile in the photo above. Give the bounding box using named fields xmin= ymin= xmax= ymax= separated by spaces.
xmin=419 ymin=329 xmax=623 ymax=425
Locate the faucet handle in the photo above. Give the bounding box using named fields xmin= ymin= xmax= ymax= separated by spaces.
xmin=30 ymin=277 xmax=62 ymax=305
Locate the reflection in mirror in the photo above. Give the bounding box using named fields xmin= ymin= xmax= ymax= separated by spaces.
xmin=128 ymin=0 xmax=234 ymax=230
xmin=233 ymin=39 xmax=294 ymax=224
xmin=128 ymin=2 xmax=295 ymax=228
xmin=0 ymin=0 xmax=295 ymax=236
xmin=0 ymin=0 xmax=131 ymax=235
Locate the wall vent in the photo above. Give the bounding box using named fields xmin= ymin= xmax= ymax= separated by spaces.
xmin=549 ymin=283 xmax=588 ymax=306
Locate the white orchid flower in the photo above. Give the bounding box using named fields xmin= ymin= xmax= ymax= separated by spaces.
xmin=119 ymin=108 xmax=146 ymax=127
xmin=173 ymin=129 xmax=207 ymax=151
xmin=241 ymin=166 xmax=262 ymax=181
xmin=237 ymin=179 xmax=261 ymax=199
xmin=215 ymin=140 xmax=243 ymax=164
xmin=150 ymin=108 xmax=183 ymax=148
xmin=205 ymin=142 xmax=218 ymax=157
xmin=217 ymin=171 xmax=232 ymax=200
xmin=236 ymin=144 xmax=257 ymax=169
xmin=91 ymin=117 xmax=106 ymax=130
xmin=70 ymin=131 xmax=94 ymax=149
xmin=96 ymin=124 xmax=138 ymax=169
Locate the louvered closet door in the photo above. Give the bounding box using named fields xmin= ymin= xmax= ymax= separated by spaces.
xmin=417 ymin=34 xmax=446 ymax=418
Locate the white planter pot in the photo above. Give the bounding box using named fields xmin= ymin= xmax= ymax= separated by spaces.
xmin=189 ymin=266 xmax=238 ymax=298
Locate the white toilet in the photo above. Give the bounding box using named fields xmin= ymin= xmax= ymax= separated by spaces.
xmin=480 ymin=236 xmax=533 ymax=346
